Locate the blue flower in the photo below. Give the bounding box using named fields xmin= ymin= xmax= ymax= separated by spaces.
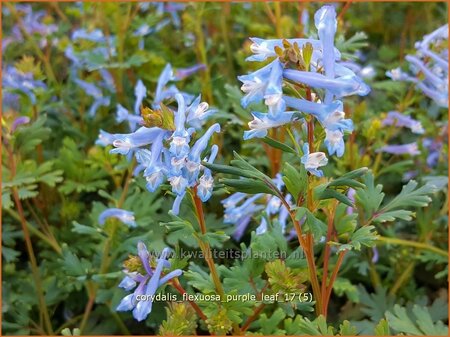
xmin=283 ymin=69 xmax=370 ymax=98
xmin=98 ymin=208 xmax=136 ymax=228
xmin=377 ymin=142 xmax=420 ymax=156
xmin=134 ymin=80 xmax=147 ymax=115
xmin=2 ymin=66 xmax=46 ymax=106
xmin=116 ymin=243 xmax=182 ymax=321
xmin=382 ymin=111 xmax=424 ymax=134
xmin=246 ymin=37 xmax=341 ymax=62
xmin=173 ymin=64 xmax=206 ymax=81
xmin=324 ymin=129 xmax=345 ymax=157
xmin=244 ymin=111 xmax=295 ymax=140
xmin=11 ymin=116 xmax=30 ymax=132
xmin=72 ymin=29 xmax=106 ymax=42
xmin=301 ymin=143 xmax=328 ymax=177
xmin=223 ymin=174 xmax=293 ymax=239
xmin=186 ymin=95 xmax=217 ymax=130
xmin=197 ymin=144 xmax=219 ymax=202
xmin=238 ymin=59 xmax=283 ymax=109
xmin=169 ymin=94 xmax=191 ymax=158
xmin=153 ymin=64 xmax=194 ymax=108
xmin=387 ymin=24 xmax=448 ymax=107
xmin=74 ymin=78 xmax=110 ymax=117
xmin=96 ymin=129 xmax=116 ymax=147
xmin=116 ymin=104 xmax=143 ymax=131
xmin=110 ymin=127 xmax=166 ymax=156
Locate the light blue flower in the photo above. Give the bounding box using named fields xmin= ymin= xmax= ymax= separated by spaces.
xmin=72 ymin=29 xmax=105 ymax=42
xmin=283 ymin=69 xmax=370 ymax=98
xmin=153 ymin=64 xmax=180 ymax=107
xmin=186 ymin=96 xmax=216 ymax=130
xmin=116 ymin=104 xmax=143 ymax=131
xmin=301 ymin=143 xmax=328 ymax=177
xmin=134 ymin=79 xmax=147 ymax=115
xmin=116 ymin=244 xmax=182 ymax=321
xmin=169 ymin=94 xmax=191 ymax=158
xmin=243 ymin=111 xmax=295 ymax=140
xmin=2 ymin=66 xmax=46 ymax=106
xmin=223 ymin=174 xmax=293 ymax=239
xmin=246 ymin=37 xmax=341 ymax=62
xmin=188 ymin=123 xmax=221 ymax=163
xmin=388 ymin=25 xmax=448 ymax=107
xmin=382 ymin=111 xmax=424 ymax=134
xmin=96 ymin=129 xmax=116 ymax=147
xmin=98 ymin=208 xmax=136 ymax=228
xmin=324 ymin=129 xmax=345 ymax=157
xmin=197 ymin=144 xmax=219 ymax=202
xmin=377 ymin=142 xmax=420 ymax=156
xmin=173 ymin=64 xmax=206 ymax=81
xmin=110 ymin=127 xmax=166 ymax=156
xmin=74 ymin=78 xmax=110 ymax=117
xmin=238 ymin=59 xmax=283 ymax=108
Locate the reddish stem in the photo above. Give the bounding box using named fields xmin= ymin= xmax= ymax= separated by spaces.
xmin=323 ymin=251 xmax=347 ymax=313
xmin=170 ymin=280 xmax=208 ymax=322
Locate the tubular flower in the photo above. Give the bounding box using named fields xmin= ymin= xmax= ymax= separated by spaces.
xmin=238 ymin=5 xmax=370 ymax=170
xmin=377 ymin=142 xmax=420 ymax=156
xmin=222 ymin=174 xmax=293 ymax=240
xmin=98 ymin=208 xmax=136 ymax=228
xmin=106 ymin=89 xmax=219 ymax=214
xmin=301 ymin=144 xmax=328 ymax=177
xmin=387 ymin=24 xmax=448 ymax=107
xmin=382 ymin=111 xmax=424 ymax=134
xmin=116 ymin=243 xmax=182 ymax=321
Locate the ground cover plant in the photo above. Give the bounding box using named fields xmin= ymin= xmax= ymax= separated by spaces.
xmin=1 ymin=1 xmax=449 ymax=336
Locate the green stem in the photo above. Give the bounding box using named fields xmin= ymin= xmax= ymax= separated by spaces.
xmin=190 ymin=188 xmax=241 ymax=335
xmin=5 ymin=208 xmax=62 ymax=255
xmin=219 ymin=3 xmax=235 ymax=80
xmin=79 ymin=162 xmax=134 ymax=334
xmin=377 ymin=236 xmax=448 ymax=257
xmin=389 ymin=261 xmax=415 ymax=296
xmin=6 ymin=146 xmax=54 ymax=335
xmin=5 ymin=3 xmax=58 ymax=87
xmin=194 ymin=3 xmax=213 ymax=103
xmin=274 ymin=1 xmax=282 ymax=38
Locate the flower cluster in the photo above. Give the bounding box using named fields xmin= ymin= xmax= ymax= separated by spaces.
xmin=376 ymin=111 xmax=424 ymax=156
xmin=238 ymin=5 xmax=370 ymax=176
xmin=2 ymin=4 xmax=57 ymax=50
xmin=97 ymin=64 xmax=218 ymax=214
xmin=116 ymin=242 xmax=182 ymax=321
xmin=98 ymin=208 xmax=136 ymax=228
xmin=387 ymin=24 xmax=448 ymax=108
xmin=2 ymin=66 xmax=46 ymax=111
xmin=223 ymin=174 xmax=293 ymax=240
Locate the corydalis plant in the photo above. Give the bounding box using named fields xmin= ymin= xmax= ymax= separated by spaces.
xmin=387 ymin=24 xmax=448 ymax=108
xmin=239 ymin=5 xmax=370 ymax=176
xmin=109 ymin=93 xmax=220 ymax=214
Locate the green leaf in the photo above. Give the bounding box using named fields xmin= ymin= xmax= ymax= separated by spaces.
xmin=61 ymin=246 xmax=91 ymax=277
xmin=221 ymin=178 xmax=276 ymax=195
xmin=255 ymin=308 xmax=286 ymax=335
xmin=184 ymin=263 xmax=216 ymax=294
xmin=382 ymin=180 xmax=436 ymax=211
xmin=339 ymin=320 xmax=357 ymax=336
xmin=386 ymin=304 xmax=448 ymax=336
xmin=319 ymin=188 xmax=353 ymax=207
xmin=359 ymin=286 xmax=396 ymax=322
xmin=282 ymin=162 xmax=307 ymax=202
xmin=374 ymin=180 xmax=436 ymax=223
xmin=295 ymin=207 xmax=327 ymax=239
xmin=262 ymin=136 xmax=297 ymax=154
xmin=374 ymin=319 xmax=390 ymax=336
xmin=355 ymin=172 xmax=385 ymax=217
xmin=347 ymin=225 xmax=378 ymax=251
xmin=333 ymin=278 xmax=359 ymax=303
